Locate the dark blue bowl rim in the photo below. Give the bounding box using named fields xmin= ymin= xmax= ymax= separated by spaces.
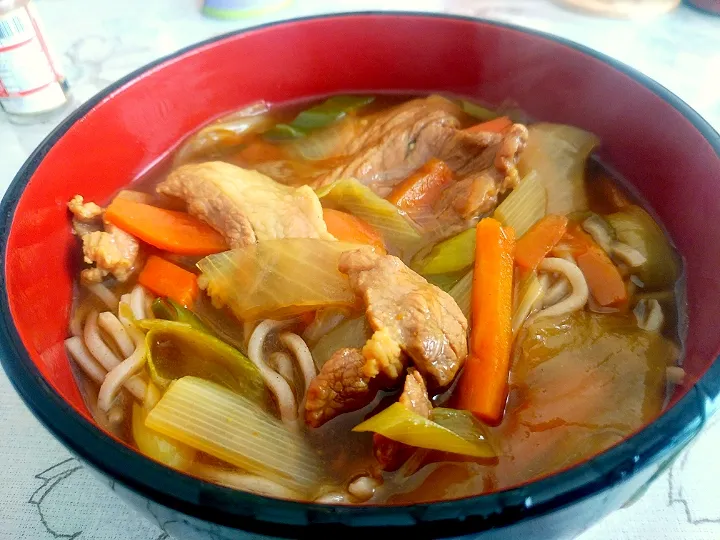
xmin=1 ymin=11 xmax=719 ymax=539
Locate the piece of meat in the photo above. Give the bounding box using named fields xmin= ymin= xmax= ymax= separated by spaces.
xmin=68 ymin=195 xmax=103 ymax=221
xmin=339 ymin=249 xmax=468 ymax=387
xmin=315 ymin=96 xmax=463 ymax=189
xmin=305 ymin=348 xmax=376 ymax=428
xmin=68 ymin=195 xmax=104 ymax=237
xmin=80 ymin=223 xmax=139 ymax=283
xmin=434 ymin=124 xmax=529 ymax=222
xmin=399 ymin=368 xmax=432 ymax=417
xmin=157 ymin=161 xmax=333 ymax=248
xmin=374 ymin=369 xmax=432 ymax=471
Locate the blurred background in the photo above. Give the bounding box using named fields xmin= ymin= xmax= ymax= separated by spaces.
xmin=0 ymin=1 xmax=718 ymax=539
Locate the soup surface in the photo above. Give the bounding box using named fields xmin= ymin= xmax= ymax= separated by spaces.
xmin=65 ymin=94 xmax=685 ymax=504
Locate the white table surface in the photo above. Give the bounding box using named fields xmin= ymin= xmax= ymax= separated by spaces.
xmin=0 ymin=1 xmax=719 ymax=539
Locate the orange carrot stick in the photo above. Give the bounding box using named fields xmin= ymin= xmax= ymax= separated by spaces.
xmin=138 ymin=255 xmax=199 ymax=307
xmin=322 ymin=208 xmax=386 ymax=253
xmin=386 ymin=159 xmax=453 ymax=211
xmin=105 ymin=197 xmax=228 ymax=256
xmin=555 ymin=222 xmax=627 ymax=307
xmin=464 ymin=116 xmax=513 ymax=134
xmin=456 ymin=217 xmax=515 ymax=425
xmin=514 ymin=214 xmax=568 ymax=271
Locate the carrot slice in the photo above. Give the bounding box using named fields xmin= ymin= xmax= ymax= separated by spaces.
xmin=464 ymin=116 xmax=513 ymax=134
xmin=576 ymin=248 xmax=627 ymax=307
xmin=514 ymin=214 xmax=568 ymax=271
xmin=322 ymin=208 xmax=386 ymax=253
xmin=138 ymin=255 xmax=199 ymax=307
xmin=105 ymin=197 xmax=228 ymax=256
xmin=555 ymin=222 xmax=627 ymax=307
xmin=456 ymin=217 xmax=515 ymax=425
xmin=386 ymin=159 xmax=453 ymax=211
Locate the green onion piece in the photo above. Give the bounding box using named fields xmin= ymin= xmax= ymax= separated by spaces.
xmin=264 ymin=95 xmax=374 ymax=140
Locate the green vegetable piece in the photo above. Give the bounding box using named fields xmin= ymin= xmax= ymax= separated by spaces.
xmin=146 ymin=377 xmax=325 ymax=496
xmin=151 ymin=298 xmax=210 ymax=333
xmin=264 ymin=95 xmax=374 ymax=140
xmin=494 ymin=171 xmax=547 ymax=237
xmin=461 ymin=100 xmax=498 ymax=121
xmin=412 ymin=227 xmax=476 ymax=276
xmin=606 ymin=205 xmax=679 ymax=289
xmin=353 ymin=402 xmax=495 ymax=458
xmin=141 ymin=320 xmax=268 ymax=407
xmin=448 ymin=270 xmax=473 ymax=319
xmin=431 ymin=407 xmax=499 ymax=455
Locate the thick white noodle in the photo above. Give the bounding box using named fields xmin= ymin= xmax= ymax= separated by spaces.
xmin=84 ymin=310 xmax=122 ymax=371
xmin=98 ymin=325 xmax=147 ymax=411
xmin=532 ymin=258 xmax=589 ymax=321
xmin=268 ymin=352 xmax=295 ymax=385
xmin=97 ymin=312 xmax=134 ymax=357
xmin=65 ymin=336 xmax=106 ymax=384
xmin=69 ymin=301 xmax=92 ymax=337
xmin=543 ymin=278 xmax=570 ymax=307
xmin=278 ymin=332 xmax=316 ymax=397
xmin=247 ymin=319 xmax=299 ymax=428
xmin=129 ymin=285 xmax=147 ymax=321
xmin=83 ymin=282 xmax=119 ymax=311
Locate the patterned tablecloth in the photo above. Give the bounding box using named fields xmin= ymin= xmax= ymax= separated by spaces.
xmin=1 ymin=1 xmax=719 ymax=539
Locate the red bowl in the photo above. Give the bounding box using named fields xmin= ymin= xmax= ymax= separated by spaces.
xmin=1 ymin=13 xmax=719 ymax=540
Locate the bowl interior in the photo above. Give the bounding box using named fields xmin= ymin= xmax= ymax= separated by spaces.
xmin=3 ymin=11 xmax=720 ymax=512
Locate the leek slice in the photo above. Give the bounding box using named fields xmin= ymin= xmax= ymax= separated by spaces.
xmin=311 ymin=316 xmax=372 ymax=369
xmin=606 ymin=205 xmax=678 ymax=289
xmin=511 ymin=273 xmax=544 ymax=336
xmin=518 ymin=123 xmax=599 ymax=216
xmin=145 ymin=377 xmax=325 ymax=495
xmin=411 ymin=227 xmax=476 ymax=276
xmin=319 ymin=178 xmax=423 ymax=260
xmin=132 ymin=402 xmax=196 ymax=472
xmin=448 ymin=270 xmax=473 ymax=320
xmin=139 ymin=320 xmax=268 ymax=407
xmin=431 ymin=408 xmax=498 ymax=454
xmin=353 ymin=403 xmax=495 ymax=458
xmin=152 ymin=298 xmax=210 ymax=333
xmin=494 ymin=172 xmax=547 ymax=237
xmin=197 ymin=239 xmax=365 ymax=320
xmin=174 ymin=101 xmax=271 ymax=165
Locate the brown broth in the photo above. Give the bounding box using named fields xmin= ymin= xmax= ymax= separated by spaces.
xmin=70 ymin=94 xmax=685 ymax=504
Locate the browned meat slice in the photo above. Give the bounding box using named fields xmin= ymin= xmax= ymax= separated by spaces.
xmin=374 ymin=369 xmax=432 ymax=471
xmin=399 ymin=368 xmax=432 ymax=417
xmin=68 ymin=195 xmax=104 ymax=237
xmin=314 ymin=96 xmax=462 ymax=189
xmin=80 ymin=223 xmax=139 ymax=283
xmin=305 ymin=348 xmax=375 ymax=428
xmin=434 ymin=124 xmax=529 ymax=222
xmin=339 ymin=249 xmax=468 ymax=387
xmin=157 ymin=161 xmax=332 ymax=248
xmin=68 ymin=195 xmax=103 ymax=221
